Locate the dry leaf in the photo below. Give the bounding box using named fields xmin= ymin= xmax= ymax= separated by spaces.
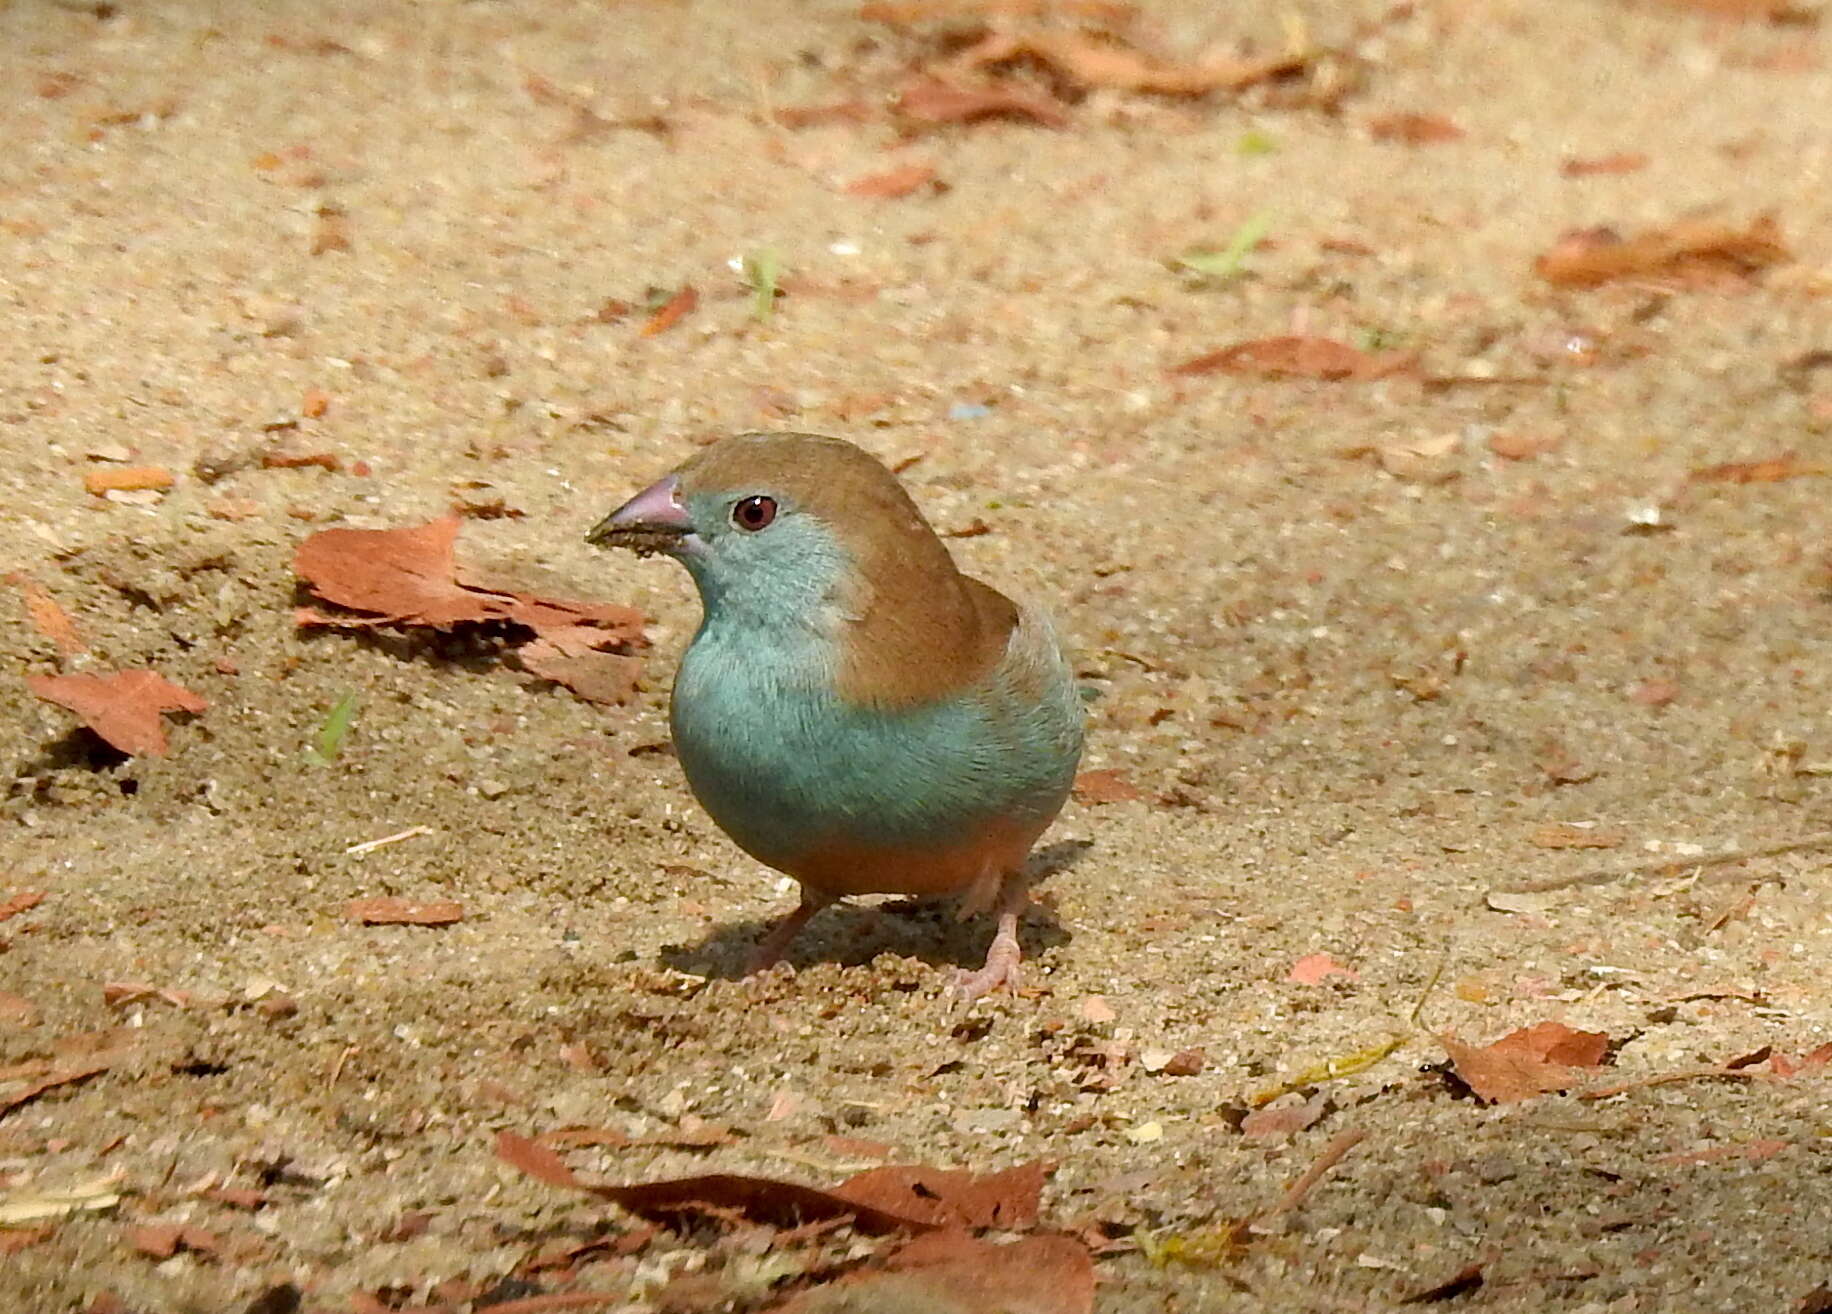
xmin=1240 ymin=1095 xmax=1327 ymax=1140
xmin=1534 ymin=215 xmax=1788 ymax=289
xmin=342 ymin=898 xmax=464 ymax=926
xmin=1660 ymin=1137 xmax=1788 ymax=1165
xmin=0 ymin=1060 xmax=113 ymax=1116
xmin=1171 ymin=336 xmax=1417 ymax=381
xmin=1159 ymin=1047 xmax=1205 ymax=1076
xmin=844 ymin=163 xmax=940 ymax=197
xmin=519 ymin=627 xmax=643 ymax=705
xmin=1629 ymin=678 xmax=1680 ymax=707
xmin=1561 ymin=151 xmax=1649 ymax=177
xmin=1690 ymin=453 xmax=1828 ymax=483
xmin=1378 ymin=433 xmax=1462 ymax=483
xmin=953 ymin=28 xmax=1312 ymax=97
xmin=11 ymin=576 xmax=85 ymax=657
xmin=82 ymin=465 xmax=174 ymax=496
xmin=27 ymin=671 xmax=208 ymax=757
xmin=0 ymin=992 xmax=36 ymax=1026
xmin=1076 ymin=994 xmax=1117 ymax=1024
xmin=496 ymin=1130 xmax=1046 ymax=1234
xmin=1287 ymin=952 xmax=1357 ymax=985
xmin=124 ymin=1223 xmax=223 ymax=1259
xmin=1441 ymin=1022 xmax=1609 ymax=1104
xmin=1487 ymin=432 xmax=1562 ymax=461
xmin=0 ymin=1171 xmax=125 ymax=1226
xmin=1367 ymin=112 xmax=1463 ymax=143
xmin=261 ymin=449 xmax=340 ymax=472
xmin=893 ymin=77 xmax=1070 ymax=129
xmin=641 ymin=285 xmax=698 ymax=337
xmin=773 ymin=1229 xmax=1095 ymax=1314
xmin=1072 ymin=768 xmax=1142 ymax=804
xmin=1485 ymin=890 xmax=1557 ymax=917
xmin=0 ymin=1228 xmax=51 ymax=1254
xmin=0 ymin=890 xmax=46 ymax=923
xmin=293 ymin=517 xmax=647 ymax=693
xmin=1528 ymin=823 xmax=1625 ymax=850
xmin=774 ymin=99 xmax=877 ymax=128
xmin=1403 ymin=1262 xmax=1487 ymax=1304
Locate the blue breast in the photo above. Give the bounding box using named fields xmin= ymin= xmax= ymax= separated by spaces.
xmin=669 ymin=616 xmax=1078 ymax=874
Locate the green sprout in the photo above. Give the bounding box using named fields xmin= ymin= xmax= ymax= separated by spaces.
xmin=1355 ymin=324 xmax=1407 ymax=353
xmin=742 ymin=249 xmax=781 ymax=321
xmin=1174 ymin=210 xmax=1274 ymax=284
xmin=303 ymin=690 xmax=359 ymax=766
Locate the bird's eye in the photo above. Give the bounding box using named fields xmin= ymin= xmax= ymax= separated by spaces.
xmin=731 ymin=495 xmax=777 ymax=532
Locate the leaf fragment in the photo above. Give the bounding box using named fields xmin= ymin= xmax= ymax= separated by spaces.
xmin=27 ymin=671 xmax=207 ymax=757
xmin=1441 ymin=1022 xmax=1609 ymax=1104
xmin=342 ymin=898 xmax=464 ymax=927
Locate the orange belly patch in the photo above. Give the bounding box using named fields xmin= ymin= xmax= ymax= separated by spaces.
xmin=780 ymin=814 xmax=1046 ymax=909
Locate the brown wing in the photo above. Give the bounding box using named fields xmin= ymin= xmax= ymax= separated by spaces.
xmin=837 ymin=569 xmax=1019 ymax=709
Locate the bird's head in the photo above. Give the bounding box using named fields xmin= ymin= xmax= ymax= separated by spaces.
xmin=587 ymin=432 xmax=952 ymax=628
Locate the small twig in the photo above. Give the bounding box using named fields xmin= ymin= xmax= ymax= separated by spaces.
xmin=327 ymin=1044 xmax=359 ymax=1090
xmin=1410 ymin=943 xmax=1451 ymax=1029
xmin=1578 ymin=1066 xmax=1775 ymax=1101
xmin=1266 ymin=1129 xmax=1364 ymax=1216
xmin=345 ymin=824 xmax=433 ymax=856
xmin=1492 ymin=830 xmax=1832 ymax=896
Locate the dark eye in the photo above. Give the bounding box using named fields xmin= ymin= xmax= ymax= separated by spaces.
xmin=731 ymin=495 xmax=777 ymax=532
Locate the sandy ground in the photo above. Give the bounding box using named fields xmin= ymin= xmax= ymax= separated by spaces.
xmin=3 ymin=1 xmax=1832 ymax=1310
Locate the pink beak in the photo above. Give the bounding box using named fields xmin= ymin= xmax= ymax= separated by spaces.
xmin=586 ymin=472 xmax=696 ymax=552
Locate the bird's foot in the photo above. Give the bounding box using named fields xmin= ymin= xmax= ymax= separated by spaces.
xmin=742 ymin=891 xmax=830 ymax=978
xmin=949 ymin=917 xmax=1022 ymax=1002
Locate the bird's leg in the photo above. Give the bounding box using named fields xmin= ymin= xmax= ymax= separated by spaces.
xmin=949 ymin=875 xmax=1030 ymax=1002
xmin=744 ymin=887 xmax=834 ymax=976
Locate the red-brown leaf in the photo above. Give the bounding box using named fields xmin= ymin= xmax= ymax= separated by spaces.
xmin=1690 ymin=453 xmax=1827 ymax=484
xmin=1072 ymin=769 xmax=1142 ymax=804
xmin=497 ymin=1129 xmax=1046 ymax=1234
xmin=844 ymin=163 xmax=940 ymax=198
xmin=12 ymin=575 xmax=85 ymax=656
xmin=292 ymin=516 xmax=476 ymax=625
xmin=1442 ymin=1022 xmax=1610 ymax=1104
xmin=641 ymin=285 xmax=698 ymax=337
xmin=342 ymin=898 xmax=464 ymax=926
xmin=294 ymin=518 xmax=647 ymax=657
xmin=772 ymin=1228 xmax=1095 ymax=1314
xmin=83 ymin=465 xmax=174 ymax=496
xmin=1534 ymin=215 xmax=1789 ymax=288
xmin=1 ymin=1060 xmax=112 ymax=1115
xmin=893 ymin=77 xmax=1070 ymax=129
xmin=1171 ymin=335 xmax=1416 ymax=381
xmin=832 ymin=1161 xmax=1047 ymax=1231
xmin=1287 ymin=952 xmax=1357 ymax=985
xmin=496 ymin=1130 xmax=581 ymax=1188
xmin=1368 ymin=112 xmax=1464 ymax=144
xmin=1561 ymin=151 xmax=1649 ymax=177
xmin=27 ymin=671 xmax=207 ymax=757
xmin=0 ymin=890 xmax=46 ymax=923
xmin=953 ymin=28 xmax=1307 ymax=97
xmin=518 ymin=628 xmax=643 ymax=705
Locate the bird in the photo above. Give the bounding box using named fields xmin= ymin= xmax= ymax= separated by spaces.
xmin=586 ymin=432 xmax=1084 ymax=998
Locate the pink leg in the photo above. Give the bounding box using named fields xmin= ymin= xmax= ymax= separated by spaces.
xmin=950 ymin=879 xmax=1029 ymax=1002
xmin=744 ymin=889 xmax=833 ymax=977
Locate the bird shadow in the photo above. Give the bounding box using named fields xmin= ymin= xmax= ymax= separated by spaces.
xmin=657 ymin=839 xmax=1092 ymax=982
